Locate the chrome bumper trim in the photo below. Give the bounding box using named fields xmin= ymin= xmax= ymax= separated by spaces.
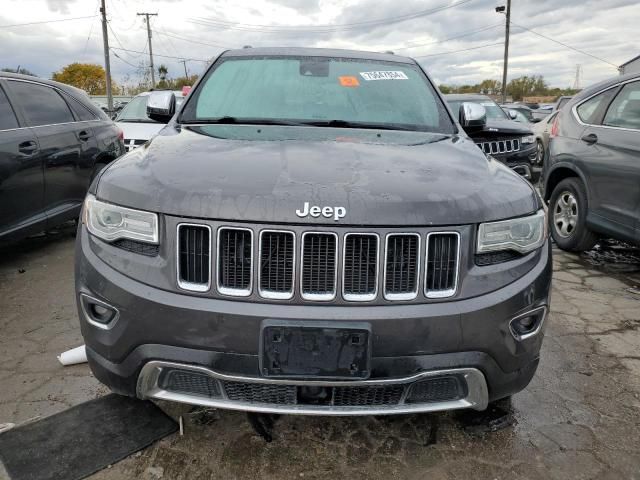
xmin=136 ymin=361 xmax=489 ymax=416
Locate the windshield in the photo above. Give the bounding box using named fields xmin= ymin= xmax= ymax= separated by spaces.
xmin=447 ymin=99 xmax=508 ymax=120
xmin=115 ymin=95 xmax=156 ymax=123
xmin=180 ymin=56 xmax=455 ymax=133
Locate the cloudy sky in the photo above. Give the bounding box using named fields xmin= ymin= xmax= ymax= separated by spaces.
xmin=1 ymin=0 xmax=636 ymax=89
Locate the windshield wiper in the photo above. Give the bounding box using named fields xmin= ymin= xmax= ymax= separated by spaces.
xmin=180 ymin=117 xmax=306 ymax=126
xmin=299 ymin=119 xmax=420 ymax=131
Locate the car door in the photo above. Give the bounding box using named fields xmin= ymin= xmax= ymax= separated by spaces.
xmin=599 ymin=80 xmax=640 ymax=241
xmin=576 ymin=81 xmax=640 ymax=240
xmin=6 ymin=79 xmax=95 ymax=226
xmin=0 ymin=80 xmax=45 ymax=240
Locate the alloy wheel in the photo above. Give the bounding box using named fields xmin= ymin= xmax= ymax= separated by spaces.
xmin=553 ymin=191 xmax=578 ymax=238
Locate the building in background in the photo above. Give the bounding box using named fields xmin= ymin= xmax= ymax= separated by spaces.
xmin=619 ymin=55 xmax=640 ymax=75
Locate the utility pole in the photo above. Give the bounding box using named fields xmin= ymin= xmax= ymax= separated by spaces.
xmin=100 ymin=0 xmax=113 ymax=112
xmin=496 ymin=0 xmax=511 ymax=103
xmin=179 ymin=59 xmax=189 ymax=78
xmin=137 ymin=12 xmax=158 ymax=88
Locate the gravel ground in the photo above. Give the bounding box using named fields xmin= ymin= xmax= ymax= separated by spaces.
xmin=1 ymin=224 xmax=640 ymax=480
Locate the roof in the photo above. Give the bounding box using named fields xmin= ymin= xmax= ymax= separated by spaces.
xmin=220 ymin=47 xmax=415 ymax=64
xmin=573 ymin=71 xmax=640 ymax=103
xmin=0 ymin=71 xmax=86 ymax=97
xmin=619 ymin=54 xmax=640 ymax=68
xmin=443 ymin=94 xmax=491 ymax=101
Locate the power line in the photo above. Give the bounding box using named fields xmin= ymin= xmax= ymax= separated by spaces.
xmin=393 ymin=23 xmax=503 ymax=51
xmin=154 ymin=29 xmax=231 ymax=49
xmin=0 ymin=14 xmax=98 ymax=28
xmin=111 ymin=46 xmax=208 ymax=62
xmin=111 ymin=50 xmax=141 ymax=68
xmin=414 ymin=42 xmax=504 ymax=59
xmin=510 ymin=20 xmax=618 ymax=68
xmin=189 ymin=0 xmax=476 ymax=34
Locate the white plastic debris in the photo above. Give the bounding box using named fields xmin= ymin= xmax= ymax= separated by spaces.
xmin=57 ymin=345 xmax=87 ymax=366
xmin=0 ymin=423 xmax=15 ymax=434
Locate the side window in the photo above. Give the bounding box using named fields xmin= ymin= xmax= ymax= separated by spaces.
xmin=62 ymin=92 xmax=98 ymax=121
xmin=0 ymin=86 xmax=19 ymax=130
xmin=576 ymin=88 xmax=617 ymax=125
xmin=7 ymin=81 xmax=75 ymax=127
xmin=603 ymin=81 xmax=640 ymax=130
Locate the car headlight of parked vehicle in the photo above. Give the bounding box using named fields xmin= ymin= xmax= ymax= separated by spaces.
xmin=477 ymin=209 xmax=546 ymax=254
xmin=521 ymin=135 xmax=535 ymax=144
xmin=83 ymin=194 xmax=158 ymax=244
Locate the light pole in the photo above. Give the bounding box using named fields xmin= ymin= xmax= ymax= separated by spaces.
xmin=496 ymin=1 xmax=511 ymax=103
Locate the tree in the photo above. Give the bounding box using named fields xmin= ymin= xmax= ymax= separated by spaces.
xmin=478 ymin=79 xmax=502 ymax=96
xmin=2 ymin=67 xmax=37 ymax=76
xmin=506 ymin=75 xmax=548 ymax=101
xmin=52 ymin=63 xmax=118 ymax=95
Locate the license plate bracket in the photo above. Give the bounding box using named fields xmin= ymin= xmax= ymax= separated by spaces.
xmin=260 ymin=320 xmax=371 ymax=379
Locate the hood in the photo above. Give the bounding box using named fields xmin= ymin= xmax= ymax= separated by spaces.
xmin=483 ymin=118 xmax=533 ymax=135
xmin=96 ymin=124 xmax=540 ymax=226
xmin=116 ymin=121 xmax=164 ymax=141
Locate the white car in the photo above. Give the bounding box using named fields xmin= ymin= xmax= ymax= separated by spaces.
xmin=115 ymin=91 xmax=186 ymax=151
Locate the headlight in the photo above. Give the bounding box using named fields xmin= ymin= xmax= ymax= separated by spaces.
xmin=477 ymin=210 xmax=546 ymax=254
xmin=521 ymin=135 xmax=535 ymax=144
xmin=83 ymin=194 xmax=158 ymax=243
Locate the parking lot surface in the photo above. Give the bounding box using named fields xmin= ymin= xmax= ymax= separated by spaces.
xmin=1 ymin=224 xmax=640 ymax=480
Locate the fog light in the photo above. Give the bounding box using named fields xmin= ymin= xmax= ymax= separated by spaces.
xmin=80 ymin=294 xmax=119 ymax=329
xmin=509 ymin=306 xmax=547 ymax=340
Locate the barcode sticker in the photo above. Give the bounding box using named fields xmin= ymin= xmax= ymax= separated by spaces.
xmin=359 ymin=71 xmax=409 ymax=81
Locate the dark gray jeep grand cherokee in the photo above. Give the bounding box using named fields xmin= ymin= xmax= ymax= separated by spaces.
xmin=76 ymin=48 xmax=551 ymax=416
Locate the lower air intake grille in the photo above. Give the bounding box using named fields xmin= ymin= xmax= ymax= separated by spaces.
xmin=343 ymin=234 xmax=378 ymax=300
xmin=160 ymin=369 xmax=221 ymax=398
xmin=385 ymin=234 xmax=419 ymax=299
xmin=301 ymin=233 xmax=337 ymax=300
xmin=259 ymin=231 xmax=295 ymax=298
xmin=112 ymin=238 xmax=159 ymax=256
xmin=177 ymin=224 xmax=210 ymax=290
xmin=333 ymin=385 xmax=404 ymax=406
xmin=218 ymin=228 xmax=253 ymax=295
xmin=222 ymin=381 xmax=297 ymax=405
xmin=405 ymin=376 xmax=466 ymax=403
xmin=425 ymin=233 xmax=459 ymax=297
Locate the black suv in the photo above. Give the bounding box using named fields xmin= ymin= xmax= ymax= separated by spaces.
xmin=76 ymin=48 xmax=551 ymax=416
xmin=445 ymin=94 xmax=539 ymax=182
xmin=0 ymin=73 xmax=125 ymax=243
xmin=542 ymin=72 xmax=640 ymax=251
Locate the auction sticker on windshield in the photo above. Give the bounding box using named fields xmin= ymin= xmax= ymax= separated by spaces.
xmin=359 ymin=71 xmax=409 ymax=81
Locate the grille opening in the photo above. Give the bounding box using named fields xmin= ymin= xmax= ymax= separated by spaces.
xmin=385 ymin=234 xmax=419 ymax=299
xmin=405 ymin=376 xmax=466 ymax=403
xmin=425 ymin=233 xmax=459 ymax=297
xmin=160 ymin=369 xmax=221 ymax=398
xmin=177 ymin=224 xmax=211 ymax=290
xmin=477 ymin=138 xmax=520 ymax=155
xmin=112 ymin=238 xmax=159 ymax=256
xmin=218 ymin=228 xmax=253 ymax=294
xmin=222 ymin=381 xmax=297 ymax=405
xmin=259 ymin=231 xmax=295 ymax=298
xmin=343 ymin=234 xmax=378 ymax=300
xmin=332 ymin=385 xmax=404 ymax=406
xmin=301 ymin=232 xmax=337 ymax=300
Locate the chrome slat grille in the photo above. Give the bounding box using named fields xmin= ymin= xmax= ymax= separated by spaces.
xmin=425 ymin=233 xmax=460 ymax=298
xmin=477 ymin=138 xmax=520 ymax=155
xmin=301 ymin=232 xmax=337 ymax=300
xmin=218 ymin=228 xmax=253 ymax=296
xmin=342 ymin=234 xmax=379 ymax=301
xmin=384 ymin=234 xmax=420 ymax=300
xmin=177 ymin=224 xmax=211 ymax=292
xmin=259 ymin=230 xmax=295 ymax=299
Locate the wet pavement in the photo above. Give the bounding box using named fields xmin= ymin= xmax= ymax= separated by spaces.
xmin=1 ymin=225 xmax=640 ymax=480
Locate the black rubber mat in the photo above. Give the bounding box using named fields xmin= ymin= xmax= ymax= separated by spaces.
xmin=0 ymin=393 xmax=177 ymax=480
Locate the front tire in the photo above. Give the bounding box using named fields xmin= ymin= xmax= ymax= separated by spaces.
xmin=549 ymin=177 xmax=597 ymax=252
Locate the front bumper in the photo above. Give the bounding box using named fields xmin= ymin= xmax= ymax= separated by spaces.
xmin=494 ymin=144 xmax=538 ymax=179
xmin=76 ymin=228 xmax=552 ymax=415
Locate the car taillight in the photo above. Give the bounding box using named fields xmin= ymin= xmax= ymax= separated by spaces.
xmin=117 ymin=128 xmax=124 ymax=141
xmin=550 ymin=115 xmax=559 ymax=138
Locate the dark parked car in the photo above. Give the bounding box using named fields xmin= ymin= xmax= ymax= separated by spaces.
xmin=76 ymin=47 xmax=551 ymax=417
xmin=0 ymin=73 xmax=125 ymax=243
xmin=445 ymin=94 xmax=539 ymax=182
xmin=542 ymin=72 xmax=640 ymax=251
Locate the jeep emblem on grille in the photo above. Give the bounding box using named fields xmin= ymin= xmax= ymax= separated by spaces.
xmin=296 ymin=202 xmax=346 ymax=221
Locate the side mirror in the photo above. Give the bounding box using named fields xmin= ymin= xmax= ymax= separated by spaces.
xmin=532 ymin=117 xmax=542 ymax=123
xmin=506 ymin=109 xmax=518 ymax=120
xmin=147 ymin=91 xmax=176 ymax=123
xmin=459 ymin=102 xmax=486 ymax=130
